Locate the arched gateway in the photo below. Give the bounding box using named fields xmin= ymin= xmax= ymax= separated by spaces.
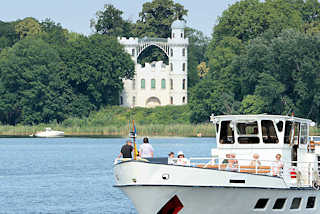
xmin=118 ymin=20 xmax=189 ymax=108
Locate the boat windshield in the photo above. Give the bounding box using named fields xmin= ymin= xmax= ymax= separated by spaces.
xmin=236 ymin=121 xmax=259 ymax=144
xmin=219 ymin=121 xmax=234 ymax=144
xmin=261 ymin=120 xmax=279 ymax=144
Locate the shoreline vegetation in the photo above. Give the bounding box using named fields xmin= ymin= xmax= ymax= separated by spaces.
xmin=0 ymin=123 xmax=215 ymax=138
xmin=1 ymin=124 xmax=320 ymax=138
xmin=1 ymin=106 xmax=320 ymax=138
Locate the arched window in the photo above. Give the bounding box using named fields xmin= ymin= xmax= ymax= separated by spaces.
xmin=141 ymin=79 xmax=145 ymax=89
xmin=170 ymin=79 xmax=173 ymax=90
xmin=161 ymin=79 xmax=166 ymax=89
xmin=132 ymin=79 xmax=136 ymax=90
xmin=120 ymin=96 xmax=123 ymax=105
xmin=132 ymin=49 xmax=135 ymax=57
xmin=182 ymin=63 xmax=186 ymax=71
xmin=170 ymin=63 xmax=173 ymax=71
xmin=171 ymin=49 xmax=173 ymax=57
xmin=182 ymin=96 xmax=186 ymax=103
xmin=151 ymin=79 xmax=156 ymax=89
xmin=182 ymin=48 xmax=185 ymax=57
xmin=182 ymin=79 xmax=186 ymax=90
xmin=133 ymin=96 xmax=136 ymax=106
xmin=170 ymin=96 xmax=173 ymax=104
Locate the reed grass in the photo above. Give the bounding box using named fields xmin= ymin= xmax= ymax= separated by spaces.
xmin=0 ymin=123 xmax=215 ymax=137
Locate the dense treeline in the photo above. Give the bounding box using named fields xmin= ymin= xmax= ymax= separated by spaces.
xmin=189 ymin=0 xmax=320 ymax=123
xmin=0 ymin=19 xmax=134 ymax=125
xmin=0 ymin=0 xmax=320 ymax=126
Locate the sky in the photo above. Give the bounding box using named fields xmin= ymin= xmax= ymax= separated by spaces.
xmin=0 ymin=0 xmax=239 ymax=36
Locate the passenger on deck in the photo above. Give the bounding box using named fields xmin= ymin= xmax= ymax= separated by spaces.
xmin=168 ymin=152 xmax=176 ymax=164
xmin=176 ymin=151 xmax=188 ymax=165
xmin=250 ymin=153 xmax=261 ymax=167
xmin=227 ymin=153 xmax=238 ymax=171
xmin=118 ymin=140 xmax=133 ymax=158
xmin=139 ymin=137 xmax=154 ymax=158
xmin=271 ymin=154 xmax=283 ymax=176
xmin=222 ymin=154 xmax=231 ymax=164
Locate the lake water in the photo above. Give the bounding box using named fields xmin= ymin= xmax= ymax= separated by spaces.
xmin=0 ymin=137 xmax=216 ymax=214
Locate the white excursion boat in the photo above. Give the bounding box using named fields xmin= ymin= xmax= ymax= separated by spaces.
xmin=114 ymin=114 xmax=320 ymax=214
xmin=34 ymin=127 xmax=64 ymax=138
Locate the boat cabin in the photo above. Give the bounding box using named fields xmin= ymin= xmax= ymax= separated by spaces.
xmin=210 ymin=114 xmax=316 ymax=170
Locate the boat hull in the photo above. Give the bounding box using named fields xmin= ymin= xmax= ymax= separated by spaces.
xmin=117 ymin=185 xmax=320 ymax=214
xmin=114 ymin=161 xmax=320 ymax=214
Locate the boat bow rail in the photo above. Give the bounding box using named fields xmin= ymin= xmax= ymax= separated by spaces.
xmin=114 ymin=157 xmax=320 ymax=189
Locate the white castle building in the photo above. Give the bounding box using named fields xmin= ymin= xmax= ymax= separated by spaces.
xmin=118 ymin=20 xmax=188 ymax=107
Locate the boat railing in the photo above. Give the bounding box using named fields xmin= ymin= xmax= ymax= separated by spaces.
xmin=189 ymin=157 xmax=320 ymax=188
xmin=114 ymin=157 xmax=320 ymax=188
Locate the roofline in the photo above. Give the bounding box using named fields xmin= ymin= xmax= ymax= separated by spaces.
xmin=211 ymin=114 xmax=314 ymax=124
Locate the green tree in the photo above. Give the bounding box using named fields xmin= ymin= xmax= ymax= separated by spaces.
xmin=40 ymin=19 xmax=68 ymax=46
xmin=91 ymin=4 xmax=134 ymax=38
xmin=186 ymin=28 xmax=210 ymax=87
xmin=0 ymin=20 xmax=19 ymax=50
xmin=133 ymin=0 xmax=188 ymax=38
xmin=240 ymin=95 xmax=265 ymax=114
xmin=60 ymin=34 xmax=135 ymax=109
xmin=189 ymin=78 xmax=238 ymax=123
xmin=0 ymin=38 xmax=71 ymax=124
xmin=15 ymin=17 xmax=41 ymax=39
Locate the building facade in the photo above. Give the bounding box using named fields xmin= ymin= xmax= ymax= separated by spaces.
xmin=118 ymin=20 xmax=188 ymax=107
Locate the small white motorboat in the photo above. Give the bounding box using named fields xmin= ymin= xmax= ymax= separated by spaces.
xmin=34 ymin=127 xmax=64 ymax=138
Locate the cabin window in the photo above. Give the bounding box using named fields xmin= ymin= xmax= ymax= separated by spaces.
xmin=276 ymin=121 xmax=284 ymax=132
xmin=272 ymin=198 xmax=286 ymax=210
xmin=284 ymin=121 xmax=293 ymax=144
xmin=219 ymin=121 xmax=234 ymax=144
xmin=261 ymin=120 xmax=279 ymax=144
xmin=293 ymin=123 xmax=300 ymax=145
xmin=236 ymin=121 xmax=260 ymax=144
xmin=300 ymin=123 xmax=308 ymax=144
xmin=290 ymin=198 xmax=302 ymax=209
xmin=306 ymin=197 xmax=316 ymax=208
xmin=254 ymin=199 xmax=269 ymax=209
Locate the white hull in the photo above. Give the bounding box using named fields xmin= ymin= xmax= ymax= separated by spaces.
xmin=118 ymin=185 xmax=319 ymax=214
xmin=34 ymin=130 xmax=64 ymax=138
xmin=114 ymin=161 xmax=320 ymax=214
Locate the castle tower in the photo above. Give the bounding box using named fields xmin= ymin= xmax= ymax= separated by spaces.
xmin=118 ymin=20 xmax=188 ymax=108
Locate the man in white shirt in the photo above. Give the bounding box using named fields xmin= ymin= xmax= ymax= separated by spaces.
xmin=139 ymin=137 xmax=154 ymax=158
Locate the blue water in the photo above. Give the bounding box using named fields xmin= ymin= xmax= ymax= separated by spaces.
xmin=0 ymin=137 xmax=216 ymax=214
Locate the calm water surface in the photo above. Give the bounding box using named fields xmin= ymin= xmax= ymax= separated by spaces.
xmin=0 ymin=137 xmax=216 ymax=214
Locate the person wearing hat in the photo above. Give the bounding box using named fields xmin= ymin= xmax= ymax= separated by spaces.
xmin=139 ymin=137 xmax=154 ymax=158
xmin=176 ymin=151 xmax=188 ymax=165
